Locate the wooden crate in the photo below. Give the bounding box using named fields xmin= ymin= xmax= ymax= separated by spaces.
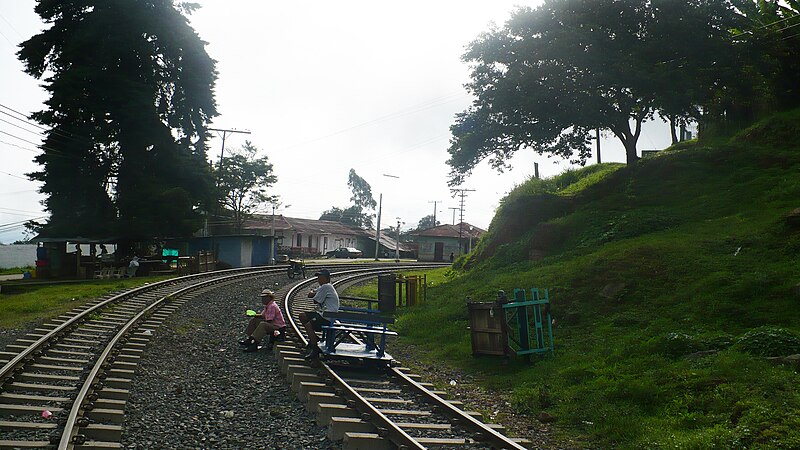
xmin=467 ymin=302 xmax=507 ymax=356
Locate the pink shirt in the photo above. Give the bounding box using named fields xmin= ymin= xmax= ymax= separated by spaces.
xmin=260 ymin=301 xmax=286 ymax=328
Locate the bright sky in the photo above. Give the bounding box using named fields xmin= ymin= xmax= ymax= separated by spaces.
xmin=0 ymin=0 xmax=675 ymax=244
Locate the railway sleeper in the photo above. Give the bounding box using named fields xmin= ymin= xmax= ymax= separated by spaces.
xmin=0 ymin=393 xmax=71 ymax=405
xmin=0 ymin=403 xmax=63 ymax=417
xmin=298 ymin=382 xmax=335 ymax=402
xmin=0 ymin=439 xmax=51 ymax=449
xmin=342 ymin=431 xmax=393 ymax=450
xmin=98 ymin=387 xmax=129 ymax=401
xmin=0 ymin=420 xmax=57 ymax=431
xmin=13 ymin=372 xmax=80 ymax=384
xmin=315 ymin=403 xmax=359 ymax=426
xmin=327 ymin=416 xmax=377 ymax=441
xmin=305 ymin=391 xmax=340 ymax=413
xmin=80 ymin=423 xmax=123 ymax=442
xmin=4 ymin=382 xmax=76 ymax=393
xmin=290 ymin=372 xmax=323 ymax=393
xmin=279 ymin=357 xmax=307 ymax=375
xmin=86 ymin=407 xmax=124 ymax=424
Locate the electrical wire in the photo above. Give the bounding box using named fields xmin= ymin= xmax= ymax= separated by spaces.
xmin=0 ymin=170 xmax=31 ymax=181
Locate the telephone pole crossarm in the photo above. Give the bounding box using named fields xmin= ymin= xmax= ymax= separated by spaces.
xmin=449 ymin=188 xmax=476 ymax=255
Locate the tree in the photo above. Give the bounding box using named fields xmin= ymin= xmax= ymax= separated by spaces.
xmin=415 ymin=214 xmax=439 ymax=231
xmin=18 ymin=0 xmax=217 ymax=240
xmin=724 ymin=0 xmax=800 ymax=114
xmin=217 ymin=141 xmax=278 ymax=232
xmin=447 ymin=0 xmax=739 ymax=185
xmin=320 ymin=169 xmax=376 ymax=228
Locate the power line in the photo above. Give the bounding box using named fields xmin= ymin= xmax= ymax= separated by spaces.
xmin=0 ymin=170 xmax=32 ymax=181
xmin=0 ymin=103 xmax=95 ymax=146
xmin=0 ymin=116 xmax=47 ymax=138
xmin=0 ymin=138 xmax=39 ymax=154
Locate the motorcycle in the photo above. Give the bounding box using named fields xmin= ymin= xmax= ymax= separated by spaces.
xmin=287 ymin=258 xmax=306 ymax=279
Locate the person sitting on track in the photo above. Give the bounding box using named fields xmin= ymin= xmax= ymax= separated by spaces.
xmin=239 ymin=289 xmax=286 ymax=352
xmin=299 ymin=269 xmax=340 ymax=359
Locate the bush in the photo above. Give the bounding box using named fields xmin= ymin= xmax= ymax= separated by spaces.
xmin=657 ymin=332 xmax=703 ymax=357
xmin=732 ymin=327 xmax=800 ymax=357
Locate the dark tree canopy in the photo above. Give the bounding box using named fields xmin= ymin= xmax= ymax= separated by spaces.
xmin=320 ymin=169 xmax=376 ymax=229
xmin=19 ymin=0 xmax=218 ymax=239
xmin=216 ymin=141 xmax=277 ymax=233
xmin=447 ymin=0 xmax=739 ymax=186
xmin=415 ymin=214 xmax=439 ymax=231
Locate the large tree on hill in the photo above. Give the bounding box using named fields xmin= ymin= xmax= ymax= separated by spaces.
xmin=447 ymin=0 xmax=739 ymax=185
xmin=217 ymin=141 xmax=277 ymax=233
xmin=320 ymin=169 xmax=376 ymax=229
xmin=724 ymin=0 xmax=800 ymax=114
xmin=18 ymin=0 xmax=217 ymax=239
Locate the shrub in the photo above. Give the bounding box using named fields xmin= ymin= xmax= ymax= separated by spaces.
xmin=732 ymin=327 xmax=800 ymax=357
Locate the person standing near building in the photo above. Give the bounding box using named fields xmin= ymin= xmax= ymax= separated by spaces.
xmin=299 ymin=269 xmax=339 ymax=359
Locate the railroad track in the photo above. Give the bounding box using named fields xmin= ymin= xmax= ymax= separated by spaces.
xmin=279 ymin=266 xmax=531 ymax=450
xmin=1 ymin=261 xmax=505 ymax=449
xmin=0 ymin=265 xmax=303 ymax=449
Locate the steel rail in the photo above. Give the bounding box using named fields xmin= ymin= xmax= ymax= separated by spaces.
xmin=58 ymin=268 xmax=277 ymax=449
xmin=0 ymin=265 xmax=277 ymax=384
xmin=392 ymin=368 xmax=529 ymax=450
xmin=283 ymin=264 xmax=447 ymax=450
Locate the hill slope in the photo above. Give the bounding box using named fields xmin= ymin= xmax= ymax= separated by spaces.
xmin=397 ymin=109 xmax=800 ymax=448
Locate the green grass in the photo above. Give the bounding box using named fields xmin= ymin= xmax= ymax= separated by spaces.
xmin=0 ymin=277 xmax=172 ymax=328
xmin=0 ymin=266 xmax=34 ymax=276
xmin=395 ymin=109 xmax=800 ymax=448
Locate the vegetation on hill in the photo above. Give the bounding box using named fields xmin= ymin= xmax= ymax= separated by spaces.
xmin=395 ymin=109 xmax=800 ymax=448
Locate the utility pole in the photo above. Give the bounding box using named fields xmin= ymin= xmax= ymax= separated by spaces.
xmin=448 ymin=207 xmax=459 ymax=225
xmin=209 ymin=128 xmax=251 ymax=171
xmin=450 ymin=188 xmax=475 ymax=255
xmin=374 ymin=193 xmax=382 ymax=261
xmin=428 ymin=200 xmax=441 ymax=228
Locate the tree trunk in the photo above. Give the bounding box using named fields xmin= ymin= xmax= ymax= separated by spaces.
xmin=669 ymin=116 xmax=678 ymax=145
xmin=624 ymin=140 xmax=639 ymax=165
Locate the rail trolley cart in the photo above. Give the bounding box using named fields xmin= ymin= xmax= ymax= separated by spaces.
xmin=314 ymin=307 xmax=397 ymax=367
xmin=287 ymin=258 xmax=306 ymax=279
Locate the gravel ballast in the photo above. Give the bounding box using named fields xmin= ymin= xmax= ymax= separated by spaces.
xmin=120 ymin=277 xmax=337 ymax=449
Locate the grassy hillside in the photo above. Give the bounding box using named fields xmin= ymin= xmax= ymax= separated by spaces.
xmin=396 ymin=109 xmax=800 ymax=448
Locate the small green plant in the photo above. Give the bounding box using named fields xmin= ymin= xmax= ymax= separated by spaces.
xmin=732 ymin=327 xmax=800 ymax=357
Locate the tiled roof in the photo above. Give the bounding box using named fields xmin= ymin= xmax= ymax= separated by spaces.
xmin=413 ymin=222 xmax=485 ymax=239
xmin=242 ymin=215 xmax=370 ymax=236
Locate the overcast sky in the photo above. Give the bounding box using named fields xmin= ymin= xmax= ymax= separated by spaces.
xmin=0 ymin=0 xmax=675 ymax=244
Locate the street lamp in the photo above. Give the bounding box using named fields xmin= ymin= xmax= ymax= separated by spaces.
xmin=374 ymin=174 xmax=400 ymax=261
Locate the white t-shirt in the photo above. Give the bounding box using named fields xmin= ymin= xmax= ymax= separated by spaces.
xmin=312 ymin=283 xmax=340 ymax=316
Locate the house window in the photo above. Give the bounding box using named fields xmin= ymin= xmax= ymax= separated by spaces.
xmin=308 ymin=236 xmax=312 ymax=248
xmin=323 ymin=236 xmax=328 ymax=250
xmin=296 ymin=234 xmax=302 ymax=247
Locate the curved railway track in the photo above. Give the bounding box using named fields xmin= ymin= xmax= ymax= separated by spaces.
xmin=0 ymin=265 xmax=298 ymax=449
xmin=280 ymin=266 xmax=531 ymax=450
xmin=0 ymin=261 xmax=528 ymax=449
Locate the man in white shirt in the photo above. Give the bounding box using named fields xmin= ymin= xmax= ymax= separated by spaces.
xmin=299 ymin=269 xmax=340 ymax=358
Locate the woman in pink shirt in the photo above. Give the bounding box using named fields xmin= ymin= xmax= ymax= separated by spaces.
xmin=240 ymin=289 xmax=286 ymax=352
